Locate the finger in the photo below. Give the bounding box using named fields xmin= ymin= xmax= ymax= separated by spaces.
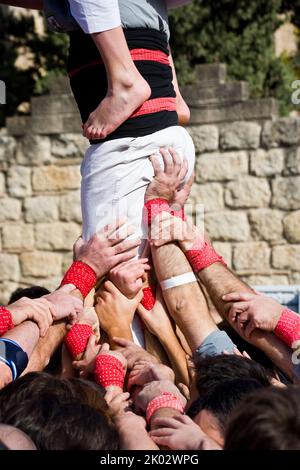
xmin=149 ymin=154 xmax=163 ymax=176
xmin=110 ymin=225 xmax=136 ymax=245
xmin=110 ymin=392 xmax=130 ymax=404
xmin=177 ymin=158 xmax=188 ymax=182
xmin=222 ymin=292 xmax=254 ymax=302
xmin=114 ymin=247 xmax=140 ymax=265
xmin=242 ymin=350 xmax=252 ymax=359
xmin=113 ymin=238 xmax=141 ymax=255
xmin=84 ymin=288 xmax=95 ymax=308
xmin=160 ymin=147 xmax=173 ymax=174
xmin=168 ymin=147 xmax=182 ymax=176
xmin=99 ymin=343 xmax=110 ymax=353
xmin=150 ymin=436 xmax=172 ymax=447
xmin=103 ymin=280 xmax=119 ymax=295
xmin=85 ymin=332 xmax=97 ymax=351
xmin=72 ymin=360 xmax=86 ymax=370
xmin=244 ymin=321 xmax=256 ymax=339
xmin=150 ymin=417 xmax=180 ymax=429
xmin=149 ymin=428 xmax=173 ymax=437
xmin=184 ymin=172 xmax=194 ymax=191
xmin=101 ymin=217 xmax=128 ymax=239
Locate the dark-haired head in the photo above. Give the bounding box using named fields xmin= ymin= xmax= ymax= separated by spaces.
xmin=188 ymin=378 xmax=266 ymax=447
xmin=192 ymin=353 xmax=271 ymax=398
xmin=225 ymin=385 xmax=300 ymax=450
xmin=9 ymin=286 xmax=50 ymax=303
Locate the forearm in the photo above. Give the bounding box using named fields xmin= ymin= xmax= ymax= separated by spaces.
xmin=24 ymin=320 xmax=66 ymax=372
xmin=151 ymin=243 xmax=216 ymax=352
xmin=0 ymin=0 xmax=43 ymax=8
xmin=198 ymin=263 xmax=294 ymax=379
xmin=3 ymin=321 xmax=39 ymax=357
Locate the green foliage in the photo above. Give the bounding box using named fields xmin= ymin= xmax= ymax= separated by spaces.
xmin=0 ymin=7 xmax=68 ymax=126
xmin=169 ymin=0 xmax=299 ymax=115
xmin=1 ymin=1 xmax=300 ymax=124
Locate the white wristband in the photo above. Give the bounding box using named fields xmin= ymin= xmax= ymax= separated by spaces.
xmin=160 ymin=272 xmax=197 ymax=291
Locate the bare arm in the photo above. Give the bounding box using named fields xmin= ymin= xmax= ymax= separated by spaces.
xmin=198 ymin=262 xmax=294 ymax=379
xmin=24 ymin=320 xmax=67 ymax=372
xmin=152 ymin=243 xmax=217 ymax=353
xmin=138 ymin=289 xmax=190 ymax=385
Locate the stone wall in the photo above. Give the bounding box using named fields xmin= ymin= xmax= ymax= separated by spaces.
xmin=0 ymin=65 xmax=299 ymax=303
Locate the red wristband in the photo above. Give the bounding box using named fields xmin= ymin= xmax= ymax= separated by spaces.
xmin=185 ymin=243 xmax=226 ymax=272
xmin=143 ymin=198 xmax=171 ymax=226
xmin=146 ymin=392 xmax=184 ymax=424
xmin=65 ymin=323 xmax=93 ymax=359
xmin=141 ymin=285 xmax=156 ymax=311
xmin=61 ymin=261 xmax=97 ymax=298
xmin=274 ymin=308 xmax=300 ymax=348
xmin=0 ymin=307 xmax=14 ymax=336
xmin=94 ymin=354 xmax=125 ymax=389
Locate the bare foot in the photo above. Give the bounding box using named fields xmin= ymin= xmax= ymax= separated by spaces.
xmin=176 ymin=94 xmax=190 ymax=126
xmin=83 ymin=73 xmax=151 ymax=140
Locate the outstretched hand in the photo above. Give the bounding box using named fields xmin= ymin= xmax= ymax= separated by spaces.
xmin=223 ymin=292 xmax=284 ymax=338
xmin=145 ymin=147 xmax=188 ymax=204
xmin=73 ymin=217 xmax=141 ymax=278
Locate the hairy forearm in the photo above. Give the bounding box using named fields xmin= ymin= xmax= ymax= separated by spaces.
xmin=151 ymin=243 xmax=216 ymax=352
xmin=198 ymin=263 xmax=294 ymax=378
xmin=24 ymin=320 xmax=66 ymax=372
xmin=3 ymin=321 xmax=39 ymax=357
xmin=0 ymin=0 xmax=43 ymax=9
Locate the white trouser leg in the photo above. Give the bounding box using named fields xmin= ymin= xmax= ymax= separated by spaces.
xmin=81 ymin=125 xmax=195 ymax=347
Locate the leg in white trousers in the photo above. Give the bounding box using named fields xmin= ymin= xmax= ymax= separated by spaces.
xmin=81 ymin=125 xmax=195 ymax=347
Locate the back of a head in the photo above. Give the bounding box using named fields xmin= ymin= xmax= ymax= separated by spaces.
xmin=193 ymin=354 xmax=270 ymax=397
xmin=41 ymin=402 xmax=119 ymax=450
xmin=225 ymin=386 xmax=300 ymax=450
xmin=0 ymin=425 xmax=36 ymax=450
xmin=189 ymin=378 xmax=266 ymax=435
xmin=0 ymin=374 xmax=110 ymax=423
xmin=9 ymin=398 xmax=119 ymax=450
xmin=9 ymin=286 xmax=50 ymax=303
xmin=0 ymin=372 xmax=75 ymax=422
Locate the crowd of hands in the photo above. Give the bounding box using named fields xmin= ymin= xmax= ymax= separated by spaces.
xmin=0 ymin=148 xmax=292 ymax=450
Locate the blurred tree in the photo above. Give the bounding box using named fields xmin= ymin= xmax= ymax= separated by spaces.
xmin=0 ymin=7 xmax=68 ymax=126
xmin=169 ymin=0 xmax=298 ymax=114
xmin=1 ymin=0 xmax=299 ymax=125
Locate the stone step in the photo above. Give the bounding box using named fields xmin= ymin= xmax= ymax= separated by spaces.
xmin=195 ymin=63 xmax=227 ymax=85
xmin=31 ymin=94 xmax=78 ymax=115
xmin=182 ymin=81 xmax=249 ymax=107
xmin=189 ymin=98 xmax=278 ymax=124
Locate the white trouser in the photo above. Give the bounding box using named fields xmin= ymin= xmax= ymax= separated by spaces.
xmin=81 ymin=126 xmax=195 ymax=348
xmin=81 ymin=126 xmax=195 ymax=242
